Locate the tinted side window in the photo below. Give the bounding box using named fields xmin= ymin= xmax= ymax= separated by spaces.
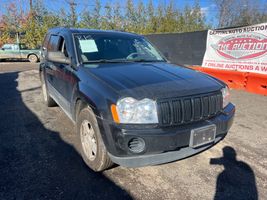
xmin=47 ymin=35 xmax=60 ymax=51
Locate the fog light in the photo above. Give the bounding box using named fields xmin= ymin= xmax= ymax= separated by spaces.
xmin=128 ymin=137 xmax=145 ymax=153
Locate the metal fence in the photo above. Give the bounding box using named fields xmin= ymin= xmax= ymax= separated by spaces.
xmin=145 ymin=30 xmax=207 ymax=66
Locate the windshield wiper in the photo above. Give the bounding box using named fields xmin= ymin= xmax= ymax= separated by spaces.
xmin=83 ymin=59 xmax=118 ymax=63
xmin=83 ymin=59 xmax=132 ymax=64
xmin=83 ymin=59 xmax=166 ymax=64
xmin=130 ymin=59 xmax=165 ymax=63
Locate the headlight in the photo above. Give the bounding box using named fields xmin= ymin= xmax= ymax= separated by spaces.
xmin=111 ymin=97 xmax=158 ymax=124
xmin=221 ymin=86 xmax=230 ymax=108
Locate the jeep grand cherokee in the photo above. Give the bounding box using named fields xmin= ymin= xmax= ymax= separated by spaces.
xmin=39 ymin=27 xmax=235 ymax=171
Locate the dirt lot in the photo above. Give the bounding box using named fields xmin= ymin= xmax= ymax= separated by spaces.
xmin=0 ymin=62 xmax=266 ymax=200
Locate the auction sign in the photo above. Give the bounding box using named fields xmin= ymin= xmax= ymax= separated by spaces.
xmin=202 ymin=23 xmax=267 ymax=74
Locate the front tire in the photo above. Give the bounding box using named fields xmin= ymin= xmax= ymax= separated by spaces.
xmin=77 ymin=107 xmax=113 ymax=171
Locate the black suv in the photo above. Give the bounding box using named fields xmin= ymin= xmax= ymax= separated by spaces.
xmin=40 ymin=27 xmax=235 ymax=171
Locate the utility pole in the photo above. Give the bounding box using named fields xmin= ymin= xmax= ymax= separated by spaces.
xmin=30 ymin=0 xmax=33 ymax=11
xmin=29 ymin=0 xmax=34 ymax=16
xmin=67 ymin=0 xmax=77 ymax=27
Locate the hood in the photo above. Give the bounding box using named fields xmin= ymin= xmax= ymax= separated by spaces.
xmin=83 ymin=62 xmax=224 ymax=99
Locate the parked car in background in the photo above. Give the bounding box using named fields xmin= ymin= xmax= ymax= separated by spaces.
xmin=0 ymin=43 xmax=40 ymax=63
xmin=40 ymin=27 xmax=235 ymax=171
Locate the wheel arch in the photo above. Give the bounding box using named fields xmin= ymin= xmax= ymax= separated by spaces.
xmin=72 ymin=90 xmax=101 ymax=123
xmin=27 ymin=53 xmax=37 ymax=58
xmin=27 ymin=53 xmax=39 ymax=62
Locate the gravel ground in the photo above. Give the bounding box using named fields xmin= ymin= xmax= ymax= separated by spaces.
xmin=0 ymin=62 xmax=266 ymax=200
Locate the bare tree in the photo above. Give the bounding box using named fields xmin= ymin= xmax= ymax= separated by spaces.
xmin=214 ymin=0 xmax=267 ymax=28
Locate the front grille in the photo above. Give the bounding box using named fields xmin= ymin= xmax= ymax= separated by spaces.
xmin=157 ymin=92 xmax=223 ymax=126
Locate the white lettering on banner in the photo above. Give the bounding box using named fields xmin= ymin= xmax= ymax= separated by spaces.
xmin=202 ymin=23 xmax=267 ymax=74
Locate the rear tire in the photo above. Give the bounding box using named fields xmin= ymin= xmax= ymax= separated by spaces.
xmin=41 ymin=72 xmax=56 ymax=107
xmin=28 ymin=54 xmax=38 ymax=63
xmin=77 ymin=106 xmax=113 ymax=171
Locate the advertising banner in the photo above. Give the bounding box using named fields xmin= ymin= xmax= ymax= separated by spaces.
xmin=202 ymin=23 xmax=267 ymax=74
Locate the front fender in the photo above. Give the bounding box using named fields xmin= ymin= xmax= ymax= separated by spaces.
xmin=71 ymin=81 xmax=119 ymax=154
xmin=71 ymin=81 xmax=115 ymax=120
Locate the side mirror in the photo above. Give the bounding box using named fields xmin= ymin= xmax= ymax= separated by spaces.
xmin=47 ymin=51 xmax=70 ymax=65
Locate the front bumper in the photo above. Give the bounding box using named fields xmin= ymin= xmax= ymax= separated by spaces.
xmin=101 ymin=103 xmax=235 ymax=167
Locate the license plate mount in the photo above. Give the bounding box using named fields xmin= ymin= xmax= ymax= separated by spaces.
xmin=190 ymin=125 xmax=216 ymax=148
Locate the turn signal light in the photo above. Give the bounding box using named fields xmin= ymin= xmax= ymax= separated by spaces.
xmin=111 ymin=104 xmax=120 ymax=123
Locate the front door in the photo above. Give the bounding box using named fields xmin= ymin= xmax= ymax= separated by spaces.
xmin=45 ymin=34 xmax=76 ymax=118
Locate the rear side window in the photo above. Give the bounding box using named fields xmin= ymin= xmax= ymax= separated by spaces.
xmin=47 ymin=35 xmax=60 ymax=51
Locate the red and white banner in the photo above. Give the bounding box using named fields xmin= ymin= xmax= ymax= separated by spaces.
xmin=202 ymin=23 xmax=267 ymax=74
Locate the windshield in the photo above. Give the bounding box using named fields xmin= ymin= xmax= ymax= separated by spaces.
xmin=74 ymin=33 xmax=165 ymax=63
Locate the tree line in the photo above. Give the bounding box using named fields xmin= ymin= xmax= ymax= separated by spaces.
xmin=0 ymin=0 xmax=266 ymax=48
